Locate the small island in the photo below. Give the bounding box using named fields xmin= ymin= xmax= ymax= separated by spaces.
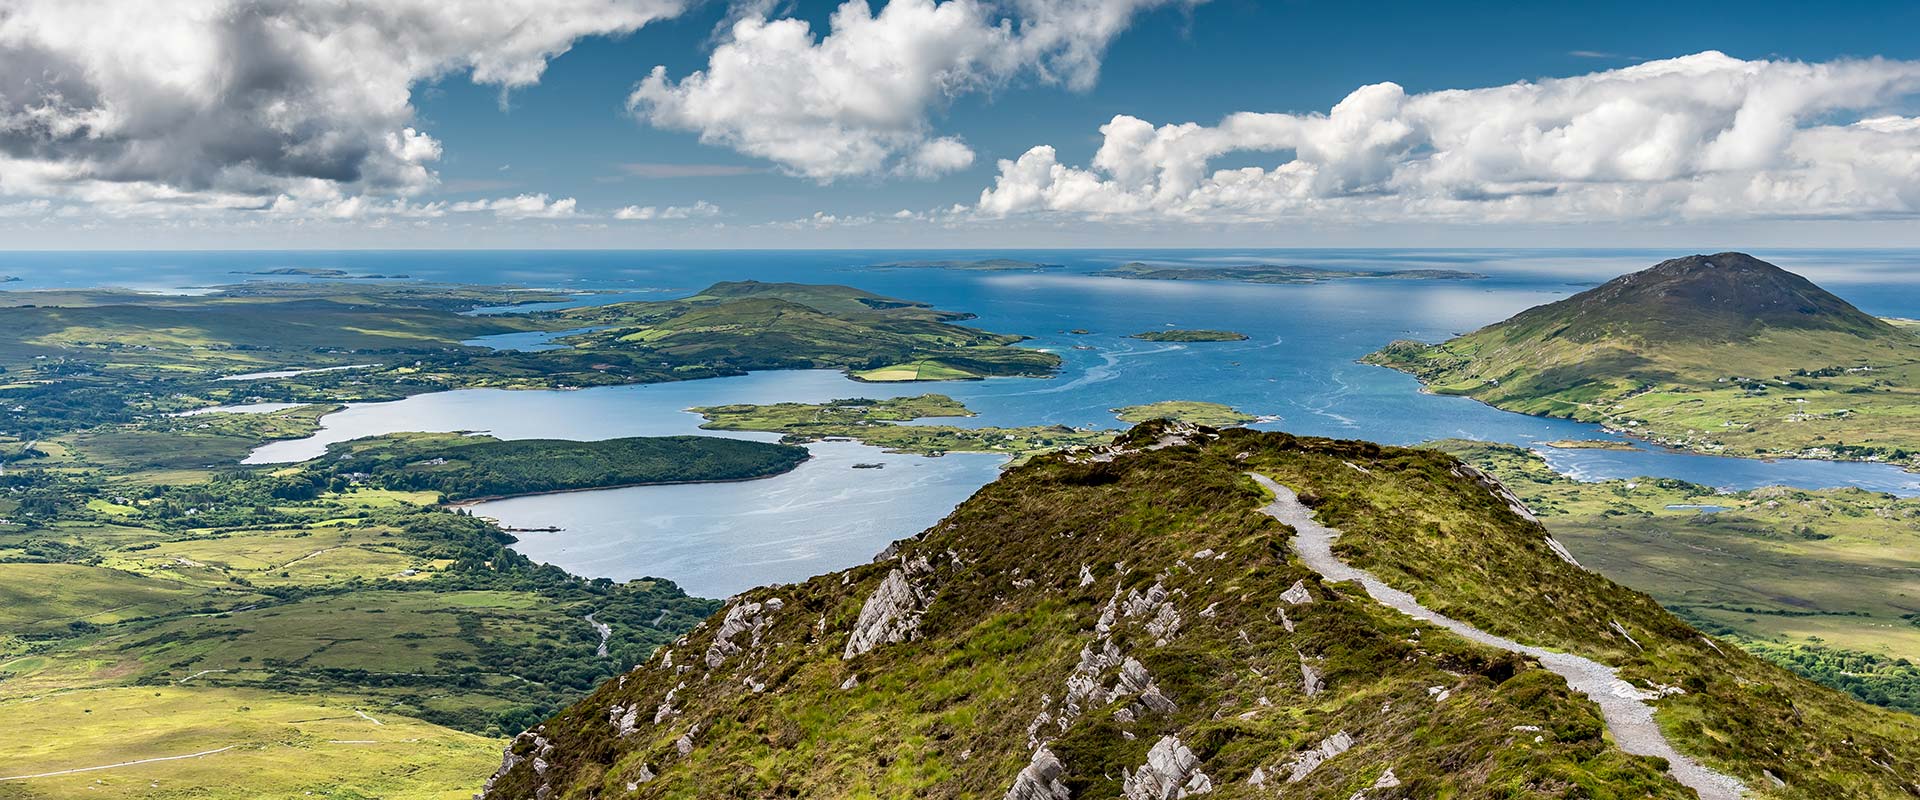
xmin=313 ymin=432 xmax=811 ymax=502
xmin=1540 ymin=439 xmax=1640 ymax=451
xmin=1130 ymin=329 xmax=1249 ymax=342
xmin=867 ymin=258 xmax=1063 ymax=271
xmin=1114 ymin=401 xmax=1256 ymax=427
xmin=1097 ymin=262 xmax=1486 ymax=284
xmin=692 ymin=394 xmax=1108 ymax=461
xmin=232 ymin=267 xmax=411 ymax=279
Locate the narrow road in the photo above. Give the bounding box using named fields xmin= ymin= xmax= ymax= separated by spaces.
xmin=0 ymin=745 xmax=241 ymax=781
xmin=1248 ymin=473 xmax=1746 ymax=800
xmin=585 ymin=613 xmax=612 ymax=658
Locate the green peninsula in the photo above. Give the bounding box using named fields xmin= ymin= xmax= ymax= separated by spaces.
xmin=1129 ymin=329 xmax=1249 ymax=342
xmin=1098 ymin=261 xmax=1486 ymax=284
xmin=1368 ymin=253 xmax=1920 ymax=468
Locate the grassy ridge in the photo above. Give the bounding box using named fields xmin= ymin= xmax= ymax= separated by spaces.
xmin=483 ymin=425 xmax=1920 ymax=800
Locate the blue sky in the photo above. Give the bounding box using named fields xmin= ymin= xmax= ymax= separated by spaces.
xmin=2 ymin=0 xmax=1919 ymax=248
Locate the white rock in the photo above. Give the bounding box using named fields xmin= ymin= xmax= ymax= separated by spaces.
xmin=1122 ymin=735 xmax=1213 ymax=800
xmin=1287 ymin=731 xmax=1354 ymax=782
xmin=1280 ymin=580 xmax=1313 ymax=605
xmin=1002 ymin=746 xmax=1073 ymax=800
xmin=843 ymin=560 xmax=933 ymax=659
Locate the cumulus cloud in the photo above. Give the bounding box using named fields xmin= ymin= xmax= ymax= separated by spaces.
xmin=450 ymin=193 xmax=578 ymax=219
xmin=613 ymin=200 xmax=721 ymax=220
xmin=974 ymin=51 xmax=1920 ymax=222
xmin=629 ymin=0 xmax=1197 ymax=182
xmin=0 ymin=0 xmax=685 ymax=209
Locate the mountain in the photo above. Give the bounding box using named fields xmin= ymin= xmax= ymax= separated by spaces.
xmin=1366 ymin=253 xmax=1920 ymax=464
xmin=478 ymin=423 xmax=1919 ymax=799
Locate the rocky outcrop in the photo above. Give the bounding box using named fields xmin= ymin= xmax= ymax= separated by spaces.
xmin=1122 ymin=735 xmax=1213 ymax=799
xmin=1002 ymin=746 xmax=1073 ymax=800
xmin=844 ymin=557 xmax=934 ymax=659
xmin=1449 ymin=462 xmax=1538 ymax=523
xmin=1286 ymin=730 xmax=1354 ymax=782
xmin=706 ymin=597 xmax=781 ymax=669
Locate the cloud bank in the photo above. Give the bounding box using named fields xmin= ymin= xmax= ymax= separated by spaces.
xmin=975 ymin=51 xmax=1920 ymax=222
xmin=0 ymin=0 xmax=685 ymax=210
xmin=629 ymin=0 xmax=1198 ymax=182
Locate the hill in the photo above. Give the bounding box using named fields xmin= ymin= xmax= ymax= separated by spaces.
xmin=1366 ymin=253 xmax=1920 ymax=465
xmin=479 ymin=423 xmax=1920 ymax=799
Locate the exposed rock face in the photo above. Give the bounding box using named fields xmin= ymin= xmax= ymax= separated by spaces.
xmin=608 ymin=703 xmax=639 ymax=737
xmin=844 ymin=557 xmax=934 ymax=659
xmin=1280 ymin=579 xmax=1313 ymax=605
xmin=1123 ymin=735 xmax=1213 ymax=799
xmin=1287 ymin=730 xmax=1355 ymax=782
xmin=1544 ymin=535 xmax=1582 ymax=567
xmin=1002 ymin=746 xmax=1073 ymax=800
xmin=706 ymin=599 xmax=778 ymax=668
xmin=1298 ymin=650 xmax=1324 ymax=697
xmin=1450 ymin=462 xmax=1538 ymax=523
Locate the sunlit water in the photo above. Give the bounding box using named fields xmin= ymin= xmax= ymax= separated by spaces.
xmin=14 ymin=249 xmax=1920 ymax=595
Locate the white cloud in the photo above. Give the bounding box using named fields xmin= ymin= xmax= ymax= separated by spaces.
xmin=975 ymin=51 xmax=1920 ymax=223
xmin=451 ymin=193 xmax=578 ymax=219
xmin=629 ymin=0 xmax=1197 ymax=182
xmin=613 ymin=200 xmax=721 ymax=220
xmin=0 ymin=0 xmax=686 ymax=209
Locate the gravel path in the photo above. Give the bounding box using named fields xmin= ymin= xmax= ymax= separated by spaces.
xmin=0 ymin=746 xmax=241 ymax=781
xmin=1249 ymin=473 xmax=1746 ymax=800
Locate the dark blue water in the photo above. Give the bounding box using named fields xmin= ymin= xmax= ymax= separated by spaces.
xmin=11 ymin=248 xmax=1920 ymax=496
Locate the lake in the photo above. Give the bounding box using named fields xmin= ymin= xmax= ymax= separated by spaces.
xmin=17 ymin=248 xmax=1920 ymax=595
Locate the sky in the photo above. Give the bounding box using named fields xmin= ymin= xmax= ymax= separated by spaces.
xmin=2 ymin=0 xmax=1920 ymax=249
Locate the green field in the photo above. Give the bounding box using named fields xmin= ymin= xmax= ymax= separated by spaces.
xmin=1430 ymin=439 xmax=1920 ymax=712
xmin=0 ymin=686 xmax=498 ymax=799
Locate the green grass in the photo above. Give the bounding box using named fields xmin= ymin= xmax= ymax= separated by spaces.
xmin=1429 ymin=439 xmax=1920 ymax=711
xmin=0 ymin=564 xmax=222 ymax=632
xmin=0 ymin=685 xmax=499 ymax=799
